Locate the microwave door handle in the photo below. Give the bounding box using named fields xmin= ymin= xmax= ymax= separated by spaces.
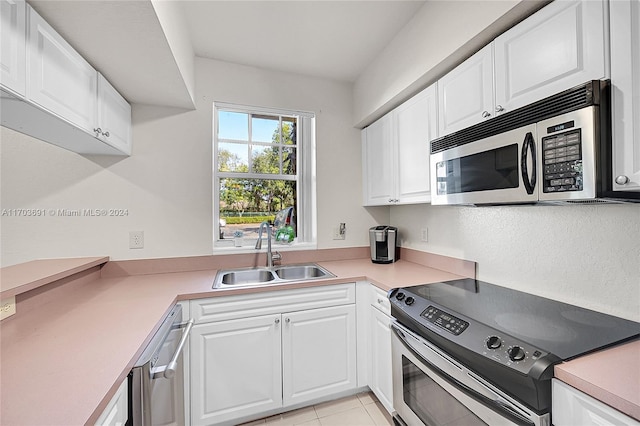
xmin=521 ymin=132 xmax=536 ymax=195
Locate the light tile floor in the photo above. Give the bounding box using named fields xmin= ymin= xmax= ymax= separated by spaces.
xmin=239 ymin=392 xmax=393 ymax=426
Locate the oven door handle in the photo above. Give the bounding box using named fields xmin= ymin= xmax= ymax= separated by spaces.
xmin=151 ymin=319 xmax=194 ymax=379
xmin=392 ymin=324 xmax=535 ymax=426
xmin=521 ymin=132 xmax=537 ymax=195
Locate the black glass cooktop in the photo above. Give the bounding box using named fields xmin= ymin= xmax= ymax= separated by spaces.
xmin=409 ymin=278 xmax=640 ymax=360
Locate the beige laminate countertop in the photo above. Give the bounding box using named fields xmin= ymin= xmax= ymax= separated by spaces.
xmin=0 ymin=257 xmax=464 ymax=426
xmin=555 ymin=340 xmax=640 ymax=421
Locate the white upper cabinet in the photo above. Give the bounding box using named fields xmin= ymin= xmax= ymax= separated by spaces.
xmin=435 ymin=0 xmax=608 ymax=139
xmin=610 ymin=0 xmax=640 ymax=192
xmin=27 ymin=5 xmax=97 ymax=133
xmin=0 ymin=4 xmax=131 ymax=156
xmin=395 ymin=84 xmax=437 ymax=204
xmin=362 ymin=112 xmax=394 ymax=205
xmin=494 ymin=0 xmax=607 ymax=115
xmin=0 ymin=0 xmax=26 ymax=96
xmin=363 ymin=84 xmax=437 ymax=206
xmin=97 ymin=73 xmax=132 ymax=155
xmin=437 ymin=44 xmax=494 ymax=136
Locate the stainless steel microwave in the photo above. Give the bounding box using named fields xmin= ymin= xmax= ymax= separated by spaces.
xmin=430 ymin=81 xmax=640 ymax=205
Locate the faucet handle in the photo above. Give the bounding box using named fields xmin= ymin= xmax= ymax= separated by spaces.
xmin=272 ymin=251 xmax=282 ymax=265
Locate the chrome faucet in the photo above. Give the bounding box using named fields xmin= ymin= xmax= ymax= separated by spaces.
xmin=255 ymin=221 xmax=282 ymax=268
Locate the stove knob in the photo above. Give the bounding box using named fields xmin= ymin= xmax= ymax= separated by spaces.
xmin=508 ymin=346 xmax=526 ymax=362
xmin=395 ymin=292 xmax=405 ymax=301
xmin=405 ymin=297 xmax=415 ymax=306
xmin=486 ymin=336 xmax=502 ymax=350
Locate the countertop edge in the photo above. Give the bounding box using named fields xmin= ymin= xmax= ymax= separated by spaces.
xmin=0 ymin=256 xmax=110 ymax=300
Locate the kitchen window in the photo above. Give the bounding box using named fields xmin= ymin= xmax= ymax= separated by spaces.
xmin=213 ymin=102 xmax=316 ymax=249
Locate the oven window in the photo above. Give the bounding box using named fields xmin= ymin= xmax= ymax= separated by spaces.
xmin=436 ymin=144 xmax=519 ymax=195
xmin=402 ymin=355 xmax=486 ymax=425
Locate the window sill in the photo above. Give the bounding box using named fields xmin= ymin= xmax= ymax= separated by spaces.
xmin=212 ymin=241 xmax=317 ymax=255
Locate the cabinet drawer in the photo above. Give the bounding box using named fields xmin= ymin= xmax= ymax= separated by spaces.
xmin=370 ymin=285 xmax=391 ymax=316
xmin=191 ymin=283 xmax=356 ymax=324
xmin=552 ymin=379 xmax=639 ymax=426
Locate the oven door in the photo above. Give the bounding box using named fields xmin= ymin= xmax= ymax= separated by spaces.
xmin=391 ymin=321 xmax=548 ymax=426
xmin=430 ymin=124 xmax=538 ymax=205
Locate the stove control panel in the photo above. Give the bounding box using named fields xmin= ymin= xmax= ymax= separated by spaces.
xmin=421 ymin=306 xmax=469 ymax=336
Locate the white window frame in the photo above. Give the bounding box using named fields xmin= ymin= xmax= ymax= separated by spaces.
xmin=212 ymin=102 xmax=317 ymax=251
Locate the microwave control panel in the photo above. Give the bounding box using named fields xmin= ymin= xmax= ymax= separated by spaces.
xmin=542 ymin=129 xmax=583 ymax=193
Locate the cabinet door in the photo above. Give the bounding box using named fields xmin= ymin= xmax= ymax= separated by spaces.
xmin=94 ymin=379 xmax=128 ymax=426
xmin=97 ymin=73 xmax=131 ymax=155
xmin=438 ymin=44 xmax=494 ymax=136
xmin=0 ymin=0 xmax=25 ymax=96
xmin=610 ymin=0 xmax=640 ymax=192
xmin=552 ymin=379 xmax=640 ymax=426
xmin=362 ymin=113 xmax=394 ymax=205
xmin=26 ymin=5 xmax=96 ymax=133
xmin=395 ymin=84 xmax=437 ymax=204
xmin=190 ymin=314 xmax=282 ymax=426
xmin=282 ymin=305 xmax=357 ymax=407
xmin=369 ymin=306 xmax=393 ymax=414
xmin=494 ymin=0 xmax=607 ymax=115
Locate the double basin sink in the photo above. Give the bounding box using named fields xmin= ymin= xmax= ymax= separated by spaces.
xmin=213 ymin=263 xmax=335 ymax=289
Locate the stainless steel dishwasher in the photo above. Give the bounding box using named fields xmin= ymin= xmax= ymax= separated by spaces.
xmin=129 ymin=304 xmax=194 ymax=426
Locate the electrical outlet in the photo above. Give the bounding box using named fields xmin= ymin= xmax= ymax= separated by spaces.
xmin=129 ymin=231 xmax=144 ymax=249
xmin=421 ymin=228 xmax=428 ymax=242
xmin=0 ymin=296 xmax=16 ymax=320
xmin=332 ymin=223 xmax=346 ymax=240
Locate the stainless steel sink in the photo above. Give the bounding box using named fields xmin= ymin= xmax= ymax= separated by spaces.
xmin=220 ymin=269 xmax=276 ymax=285
xmin=213 ymin=264 xmax=334 ymax=288
xmin=273 ymin=265 xmax=331 ymax=280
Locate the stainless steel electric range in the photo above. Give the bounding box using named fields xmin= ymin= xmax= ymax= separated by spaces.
xmin=389 ymin=278 xmax=639 ymax=426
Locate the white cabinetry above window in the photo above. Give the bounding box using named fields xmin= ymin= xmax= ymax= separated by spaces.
xmin=362 ymin=84 xmax=437 ymax=206
xmin=0 ymin=4 xmax=131 ymax=156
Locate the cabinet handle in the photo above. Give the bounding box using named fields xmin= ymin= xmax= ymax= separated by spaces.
xmin=285 ymin=318 xmax=290 ymax=323
xmin=615 ymin=175 xmax=630 ymax=185
xmin=103 ymin=130 xmax=110 ymax=137
xmin=94 ymin=127 xmax=102 ymax=135
xmin=495 ymin=105 xmax=505 ymax=113
xmin=482 ymin=111 xmax=491 ymax=118
xmin=377 ymin=298 xmax=384 ymax=304
xmin=275 ymin=318 xmax=280 ymax=324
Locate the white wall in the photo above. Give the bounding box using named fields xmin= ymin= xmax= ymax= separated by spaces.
xmin=353 ymin=0 xmax=547 ymax=127
xmin=391 ymin=203 xmax=640 ymax=321
xmin=0 ymin=57 xmax=387 ymax=266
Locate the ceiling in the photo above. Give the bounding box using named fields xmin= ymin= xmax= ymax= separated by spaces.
xmin=183 ymin=1 xmax=426 ymax=83
xmin=28 ymin=0 xmax=426 ymax=108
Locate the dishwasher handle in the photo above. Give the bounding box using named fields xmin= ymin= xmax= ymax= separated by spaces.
xmin=152 ymin=318 xmax=194 ymax=380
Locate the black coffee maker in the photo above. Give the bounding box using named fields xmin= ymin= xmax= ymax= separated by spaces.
xmin=369 ymin=226 xmax=398 ymax=264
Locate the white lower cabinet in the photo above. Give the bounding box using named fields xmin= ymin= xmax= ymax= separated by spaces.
xmin=282 ymin=305 xmax=357 ymax=406
xmin=552 ymin=379 xmax=639 ymax=426
xmin=369 ymin=305 xmax=393 ymax=414
xmin=189 ymin=284 xmax=357 ymax=426
xmin=94 ymin=378 xmax=128 ymax=426
xmin=190 ymin=314 xmax=283 ymax=425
